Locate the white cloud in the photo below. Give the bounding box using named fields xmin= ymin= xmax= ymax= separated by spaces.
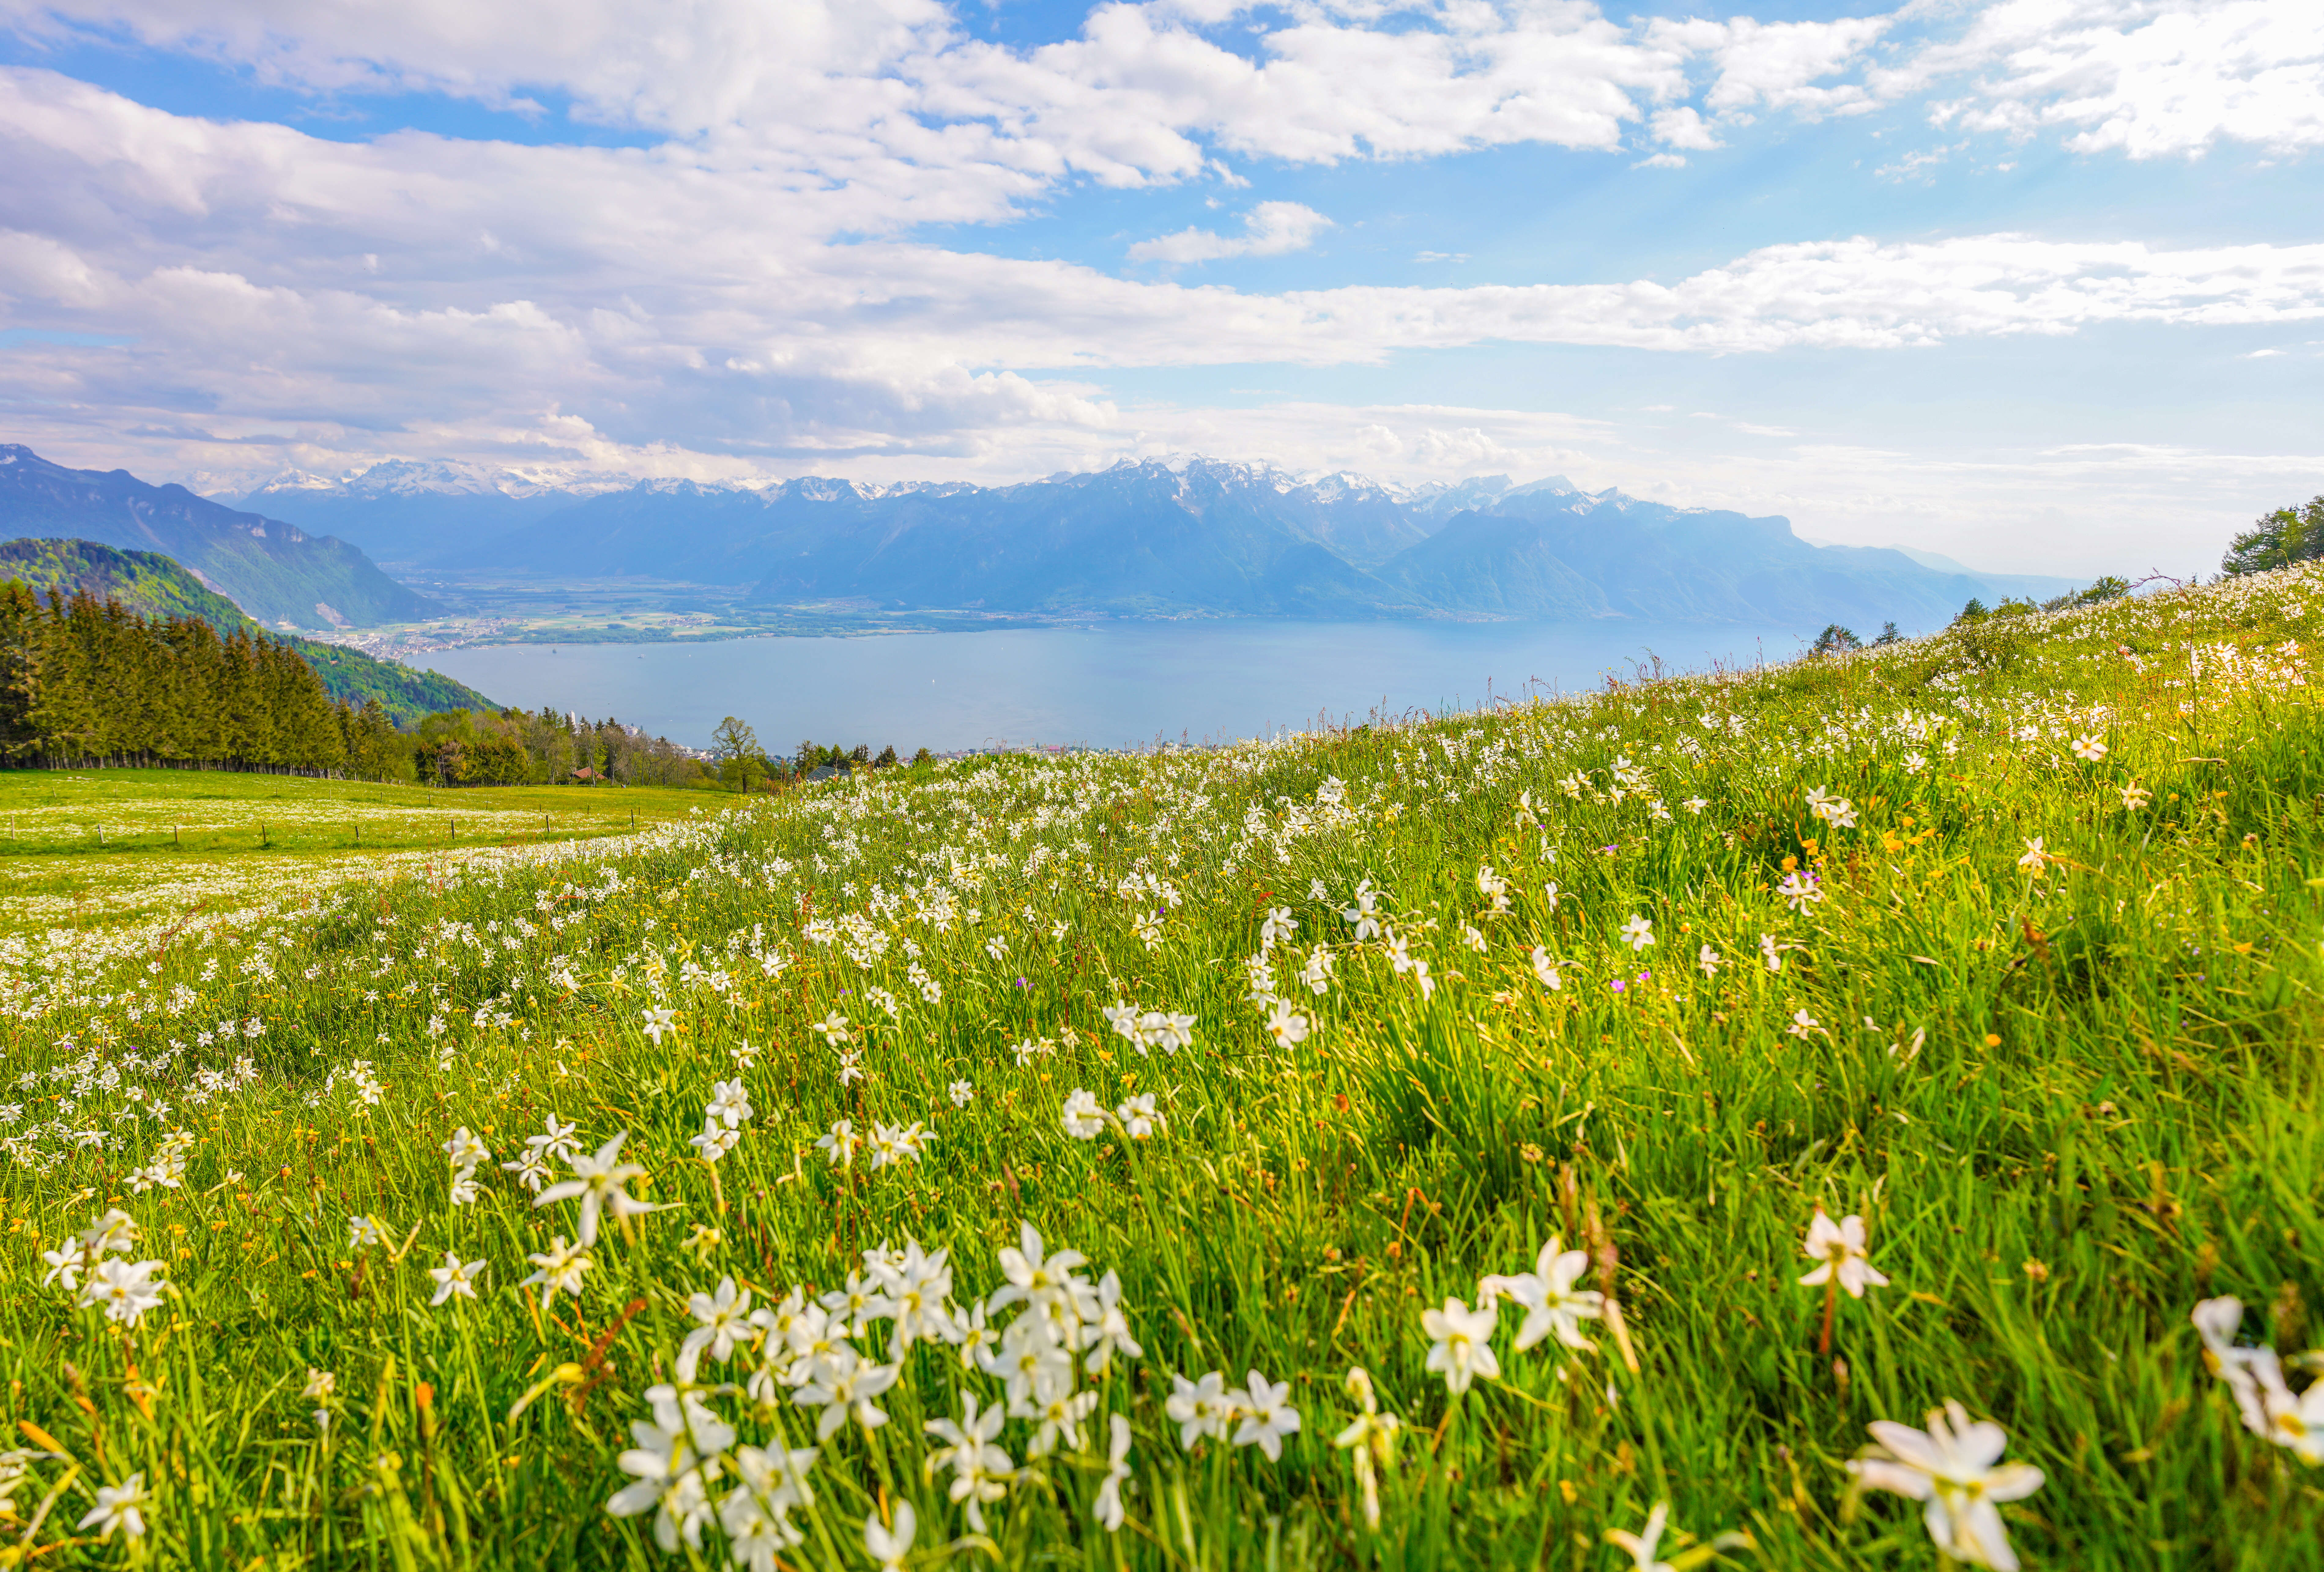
xmin=5 ymin=71 xmax=2323 ymax=487
xmin=1920 ymin=0 xmax=2324 ymax=159
xmin=1127 ymin=200 xmax=1331 ymax=263
xmin=1650 ymin=105 xmax=1722 ymax=150
xmin=1652 ymin=13 xmax=1892 ymax=118
xmin=1873 ymin=142 xmax=1966 ymax=182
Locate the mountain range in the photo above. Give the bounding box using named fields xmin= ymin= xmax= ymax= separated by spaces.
xmin=0 ymin=446 xmax=440 ymax=628
xmin=0 ymin=537 xmax=496 ymax=723
xmin=239 ymin=456 xmax=2077 ymax=631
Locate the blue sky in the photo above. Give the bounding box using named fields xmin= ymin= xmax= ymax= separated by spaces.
xmin=0 ymin=0 xmax=2318 ymax=575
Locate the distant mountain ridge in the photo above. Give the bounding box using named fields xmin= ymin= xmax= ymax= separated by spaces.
xmin=241 ymin=459 xmax=637 ymax=565
xmin=0 ymin=537 xmax=497 ymax=724
xmin=0 ymin=446 xmax=440 ymax=628
xmin=235 ymin=453 xmax=2081 ymax=633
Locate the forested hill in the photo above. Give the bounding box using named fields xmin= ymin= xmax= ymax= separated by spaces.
xmin=0 ymin=538 xmax=497 ymax=725
xmin=0 ymin=445 xmax=439 ymax=628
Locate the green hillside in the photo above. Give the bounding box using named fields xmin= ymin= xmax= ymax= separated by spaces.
xmin=0 ymin=536 xmax=499 ymax=724
xmin=0 ymin=563 xmax=2321 ymax=1567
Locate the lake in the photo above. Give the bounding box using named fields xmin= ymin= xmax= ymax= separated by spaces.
xmin=424 ymin=619 xmax=1815 ymax=753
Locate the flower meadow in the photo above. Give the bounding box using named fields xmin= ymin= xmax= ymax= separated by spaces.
xmin=4 ymin=567 xmax=2324 ymax=1570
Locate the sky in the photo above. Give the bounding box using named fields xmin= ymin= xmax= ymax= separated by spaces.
xmin=0 ymin=0 xmax=2318 ymax=577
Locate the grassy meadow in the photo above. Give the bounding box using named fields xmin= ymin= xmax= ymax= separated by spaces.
xmin=0 ymin=774 xmax=710 ymax=934
xmin=2 ymin=566 xmax=2322 ymax=1571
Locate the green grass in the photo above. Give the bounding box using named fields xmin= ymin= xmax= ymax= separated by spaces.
xmin=0 ymin=772 xmax=720 ymax=932
xmin=1 ymin=571 xmax=2321 ymax=1570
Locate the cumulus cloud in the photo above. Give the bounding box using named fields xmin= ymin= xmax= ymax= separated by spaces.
xmin=1920 ymin=0 xmax=2324 ymax=159
xmin=1650 ymin=13 xmax=1893 ymax=118
xmin=1127 ymin=201 xmax=1331 ymax=263
xmin=1650 ymin=105 xmax=1722 ymax=150
xmin=7 ymin=71 xmax=2322 ymax=488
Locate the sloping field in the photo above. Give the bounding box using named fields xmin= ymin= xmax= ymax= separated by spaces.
xmin=0 ymin=775 xmax=705 ymax=932
xmin=2 ymin=568 xmax=2320 ymax=1569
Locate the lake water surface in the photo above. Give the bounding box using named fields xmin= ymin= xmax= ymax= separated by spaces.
xmin=426 ymin=620 xmax=1814 ymax=753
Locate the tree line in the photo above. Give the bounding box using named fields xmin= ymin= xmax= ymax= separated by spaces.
xmin=0 ymin=582 xmax=707 ymax=784
xmin=1806 ymin=575 xmax=2133 ymax=657
xmin=0 ymin=581 xmax=391 ymax=773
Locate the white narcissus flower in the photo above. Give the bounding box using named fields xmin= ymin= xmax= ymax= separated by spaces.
xmin=641 ymin=1005 xmax=678 ymax=1044
xmin=79 ymin=1258 xmax=166 ymax=1326
xmin=706 ymin=1078 xmax=753 ymax=1128
xmin=1847 ymin=1400 xmax=2045 ymax=1571
xmin=1698 ymin=944 xmax=1722 ymax=977
xmin=924 ymin=1393 xmax=1012 ymax=1533
xmin=989 ymin=1223 xmax=1088 ymax=1314
xmin=1605 ymin=1501 xmax=1676 ymax=1572
xmin=2192 ymin=1296 xmax=2324 ymax=1463
xmin=681 ymin=1276 xmax=755 ymax=1369
xmin=77 ymin=1472 xmax=148 ymax=1541
xmin=2121 ymin=782 xmax=2152 ymax=810
xmin=1232 ymin=1370 xmax=1301 ymax=1460
xmin=1266 ymin=998 xmax=1311 ymax=1048
xmin=39 ymin=1237 xmax=88 ymax=1292
xmin=1060 ymin=1089 xmax=1106 ymax=1140
xmin=1333 ymin=1367 xmax=1401 ymax=1532
xmin=688 ymin=1120 xmax=740 ymax=1164
xmin=1531 ymin=947 xmax=1562 ymax=991
xmin=1619 ymin=914 xmax=1655 ymax=951
xmin=533 ymin=1131 xmax=662 ymax=1247
xmin=814 ymin=1119 xmax=861 ymax=1168
xmin=791 ymin=1347 xmax=899 ymax=1441
xmin=863 ymin=1500 xmax=916 ymax=1572
xmin=1798 ymin=1209 xmax=1889 ymax=1299
xmin=442 ymin=1126 xmax=490 ymax=1168
xmin=2071 ymin=734 xmax=2107 ymax=760
xmin=1093 ymin=1412 xmax=1133 ymax=1532
xmin=1481 ymin=1237 xmax=1605 ymax=1352
xmin=427 ymin=1251 xmax=486 ymax=1307
xmin=1421 ymin=1297 xmax=1501 ymax=1395
xmin=1114 ymin=1093 xmax=1164 ymax=1139
xmin=1165 ymin=1371 xmax=1232 ymax=1450
xmin=519 ymin=1236 xmax=591 ymax=1308
xmin=608 ymin=1385 xmax=733 ymax=1552
xmin=2017 ymin=837 xmax=2051 ymax=876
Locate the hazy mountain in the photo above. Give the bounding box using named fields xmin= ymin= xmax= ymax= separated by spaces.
xmin=0 ymin=446 xmax=438 ymax=628
xmin=222 ymin=450 xmax=2085 ymax=631
xmin=441 ymin=475 xmax=886 ymax=583
xmin=0 ymin=537 xmax=496 ymax=722
xmin=1385 ymin=491 xmax=2005 ymax=627
xmin=1885 ymin=544 xmax=2084 ymax=603
xmin=239 ymin=459 xmax=635 ymax=565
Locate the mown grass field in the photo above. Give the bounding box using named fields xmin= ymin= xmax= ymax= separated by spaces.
xmin=2 ymin=568 xmax=2321 ymax=1571
xmin=0 ymin=774 xmax=719 ymax=933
